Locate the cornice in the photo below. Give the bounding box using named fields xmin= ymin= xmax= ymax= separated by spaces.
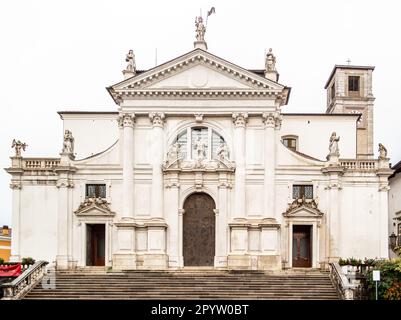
xmin=108 ymin=49 xmax=290 ymax=105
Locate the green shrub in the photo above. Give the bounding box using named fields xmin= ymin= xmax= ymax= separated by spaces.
xmin=364 ymin=259 xmax=401 ymax=300
xmin=338 ymin=257 xmax=363 ymax=266
xmin=0 ymin=257 xmax=4 ymax=265
xmin=383 ymin=282 xmax=401 ymax=300
xmin=21 ymin=257 xmax=36 ymax=265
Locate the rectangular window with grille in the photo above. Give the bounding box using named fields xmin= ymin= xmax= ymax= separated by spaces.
xmin=292 ymin=185 xmax=313 ymax=199
xmin=348 ymin=76 xmax=360 ymax=92
xmin=86 ymin=184 xmax=106 ymax=198
xmin=283 ymin=138 xmax=297 ymax=151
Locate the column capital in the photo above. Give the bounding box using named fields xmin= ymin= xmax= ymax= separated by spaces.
xmin=262 ymin=112 xmax=282 ymax=129
xmin=149 ymin=112 xmax=165 ymax=128
xmin=232 ymin=112 xmax=248 ymax=128
xmin=118 ymin=113 xmax=135 ymax=128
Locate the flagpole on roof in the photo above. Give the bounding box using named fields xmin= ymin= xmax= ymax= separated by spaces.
xmin=206 ymin=7 xmax=215 ymax=27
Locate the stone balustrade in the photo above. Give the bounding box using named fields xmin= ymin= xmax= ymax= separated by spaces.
xmin=1 ymin=261 xmax=48 ymax=300
xmin=340 ymin=159 xmax=378 ymax=171
xmin=329 ymin=262 xmax=358 ymax=300
xmin=22 ymin=158 xmax=60 ymax=170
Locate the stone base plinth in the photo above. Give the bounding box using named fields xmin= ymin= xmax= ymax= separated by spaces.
xmin=136 ymin=254 xmax=168 ymax=270
xmin=112 ymin=252 xmax=137 ymax=270
xmin=227 ymin=254 xmax=281 ymax=270
xmin=56 ymin=255 xmax=74 ymax=270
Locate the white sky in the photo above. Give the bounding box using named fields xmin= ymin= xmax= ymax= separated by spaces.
xmin=1 ymin=0 xmax=400 ymax=226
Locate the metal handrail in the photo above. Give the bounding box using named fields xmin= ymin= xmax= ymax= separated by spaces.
xmin=1 ymin=261 xmax=48 ymax=300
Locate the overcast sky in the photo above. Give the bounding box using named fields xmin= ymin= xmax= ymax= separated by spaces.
xmin=1 ymin=0 xmax=400 ymax=226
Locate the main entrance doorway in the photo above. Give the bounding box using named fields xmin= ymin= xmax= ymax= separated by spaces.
xmin=183 ymin=193 xmax=215 ymax=266
xmin=292 ymin=225 xmax=312 ymax=268
xmin=86 ymin=224 xmax=105 ymax=266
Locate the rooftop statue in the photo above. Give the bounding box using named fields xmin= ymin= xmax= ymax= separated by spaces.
xmin=11 ymin=139 xmax=27 ymax=157
xmin=265 ymin=48 xmax=276 ymax=72
xmin=195 ymin=16 xmax=206 ymax=42
xmin=125 ymin=49 xmax=136 ymax=73
xmin=62 ymin=130 xmax=75 ymax=155
xmin=378 ymin=143 xmax=387 ymax=159
xmin=328 ymin=132 xmax=340 ymax=157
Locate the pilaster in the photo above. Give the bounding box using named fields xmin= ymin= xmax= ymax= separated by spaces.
xmin=262 ymin=112 xmax=281 ymax=219
xmin=9 ymin=166 xmax=22 ymax=262
xmin=232 ymin=113 xmax=248 ymax=218
xmin=165 ymin=173 xmax=180 ymax=268
xmin=321 ymin=165 xmax=344 ymax=261
xmin=149 ymin=112 xmax=165 ymax=218
xmin=113 ymin=113 xmax=137 ymax=270
xmin=54 ymin=156 xmax=76 ymax=270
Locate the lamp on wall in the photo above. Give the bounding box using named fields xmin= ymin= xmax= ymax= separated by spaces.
xmin=389 ymin=232 xmax=397 ymax=249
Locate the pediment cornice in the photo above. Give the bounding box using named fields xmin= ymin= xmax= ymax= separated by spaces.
xmin=74 ymin=197 xmax=115 ymax=217
xmin=108 ymin=49 xmax=290 ymax=104
xmin=283 ymin=198 xmax=324 ymax=218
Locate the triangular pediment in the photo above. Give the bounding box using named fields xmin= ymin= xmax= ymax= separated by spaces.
xmin=283 ymin=199 xmax=324 ymax=218
xmin=74 ymin=198 xmax=115 ymax=217
xmin=108 ymin=49 xmax=290 ymax=102
xmin=144 ymin=63 xmax=253 ymax=90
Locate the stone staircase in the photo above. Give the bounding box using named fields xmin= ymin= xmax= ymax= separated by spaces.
xmin=23 ymin=269 xmax=339 ymax=300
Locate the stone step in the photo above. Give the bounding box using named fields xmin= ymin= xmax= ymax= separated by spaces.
xmin=24 ymin=270 xmax=339 ymax=300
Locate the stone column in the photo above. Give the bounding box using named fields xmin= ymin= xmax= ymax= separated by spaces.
xmin=232 ymin=113 xmax=248 ymax=218
xmin=262 ymin=112 xmax=280 ymax=219
xmin=149 ymin=112 xmax=165 ymax=218
xmin=121 ymin=113 xmax=135 ymax=219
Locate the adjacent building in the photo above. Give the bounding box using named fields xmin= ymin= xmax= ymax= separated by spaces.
xmin=389 ymin=160 xmax=401 ymax=256
xmin=0 ymin=226 xmax=11 ymax=262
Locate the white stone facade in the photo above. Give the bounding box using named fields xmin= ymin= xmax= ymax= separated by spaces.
xmin=389 ymin=161 xmax=401 ymax=257
xmin=6 ymin=47 xmax=393 ymax=271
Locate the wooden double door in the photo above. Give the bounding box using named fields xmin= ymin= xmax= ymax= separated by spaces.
xmin=183 ymin=193 xmax=215 ymax=266
xmin=86 ymin=224 xmax=105 ymax=266
xmin=292 ymin=225 xmax=312 ymax=268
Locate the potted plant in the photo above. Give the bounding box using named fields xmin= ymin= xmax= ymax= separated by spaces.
xmin=21 ymin=257 xmax=36 ymax=266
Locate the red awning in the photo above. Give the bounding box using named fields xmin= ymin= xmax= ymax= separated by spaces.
xmin=0 ymin=264 xmax=21 ymax=277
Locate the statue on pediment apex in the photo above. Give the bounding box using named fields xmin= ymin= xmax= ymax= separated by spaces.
xmin=125 ymin=49 xmax=136 ymax=73
xmin=265 ymin=48 xmax=276 ymax=72
xmin=195 ymin=16 xmax=206 ymax=42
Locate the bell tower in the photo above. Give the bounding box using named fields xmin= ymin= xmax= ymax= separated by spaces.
xmin=325 ymin=65 xmax=375 ymax=159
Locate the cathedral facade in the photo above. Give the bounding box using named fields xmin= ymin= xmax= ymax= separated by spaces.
xmin=6 ymin=28 xmax=393 ymax=271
